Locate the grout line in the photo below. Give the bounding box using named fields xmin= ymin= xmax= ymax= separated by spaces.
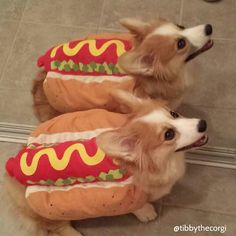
xmin=0 ymin=0 xmax=29 ymax=83
xmin=19 ymin=19 xmax=98 ymax=32
xmin=178 ymin=0 xmax=184 ymax=25
xmin=0 ymin=19 xmax=21 ymax=23
xmin=162 ymin=203 xmax=236 ymax=218
xmin=96 ymin=0 xmax=106 ymax=34
xmin=0 ymin=24 xmax=21 ymax=82
xmin=98 ymin=27 xmax=126 ymax=33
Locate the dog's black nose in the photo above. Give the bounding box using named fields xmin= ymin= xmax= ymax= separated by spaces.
xmin=198 ymin=120 xmax=207 ymax=133
xmin=205 ymin=24 xmax=213 ymax=36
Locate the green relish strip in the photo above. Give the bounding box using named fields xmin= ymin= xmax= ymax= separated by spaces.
xmin=27 ymin=169 xmax=127 ymax=186
xmin=50 ymin=60 xmax=125 ymax=75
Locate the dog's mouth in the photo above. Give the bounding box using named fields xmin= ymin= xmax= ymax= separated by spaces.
xmin=185 ymin=40 xmax=214 ymax=62
xmin=176 ymin=135 xmax=208 ymax=152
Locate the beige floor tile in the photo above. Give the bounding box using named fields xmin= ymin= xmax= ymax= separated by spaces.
xmin=0 ymin=142 xmax=22 ymax=182
xmin=0 ymin=22 xmax=94 ymax=91
xmin=177 ymin=105 xmax=236 ymax=148
xmin=163 ymin=164 xmax=236 ymax=216
xmin=75 ymin=204 xmax=161 ymax=236
xmin=182 ymin=40 xmax=236 ymax=109
xmin=0 ymin=0 xmax=27 ymax=20
xmin=99 ymin=0 xmax=181 ymax=30
xmin=182 ymin=0 xmax=236 ymax=39
xmin=159 ymin=206 xmax=236 ymax=236
xmin=0 ymin=20 xmax=19 ymax=77
xmin=22 ymin=0 xmax=103 ymax=29
xmin=0 ymin=89 xmax=38 ymax=125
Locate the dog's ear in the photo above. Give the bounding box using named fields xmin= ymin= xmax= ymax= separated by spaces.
xmin=118 ymin=50 xmax=154 ymax=76
xmin=119 ymin=50 xmax=172 ymax=80
xmin=96 ymin=128 xmax=139 ymax=163
xmin=111 ymin=90 xmax=142 ymax=113
xmin=120 ymin=18 xmax=150 ymax=42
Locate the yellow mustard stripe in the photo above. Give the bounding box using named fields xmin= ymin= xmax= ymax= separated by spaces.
xmin=20 ymin=143 xmax=106 ymax=176
xmin=50 ymin=43 xmax=64 ymax=58
xmin=50 ymin=39 xmax=126 ymax=58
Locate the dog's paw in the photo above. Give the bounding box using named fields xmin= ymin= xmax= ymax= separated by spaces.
xmin=133 ymin=203 xmax=158 ymax=223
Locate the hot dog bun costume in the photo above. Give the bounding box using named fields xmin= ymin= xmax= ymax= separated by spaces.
xmin=38 ymin=33 xmax=136 ymax=113
xmin=6 ymin=109 xmax=148 ymax=220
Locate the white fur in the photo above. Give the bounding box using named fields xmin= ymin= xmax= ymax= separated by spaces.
xmin=181 ymin=25 xmax=209 ymax=48
xmin=136 ymin=110 xmax=167 ymax=123
xmin=152 ymin=23 xmax=210 ymax=49
xmin=152 ymin=23 xmax=178 ymax=36
xmin=173 ymin=118 xmax=203 ymax=150
xmin=133 ymin=203 xmax=158 ymax=223
xmin=138 ymin=109 xmax=204 ymax=150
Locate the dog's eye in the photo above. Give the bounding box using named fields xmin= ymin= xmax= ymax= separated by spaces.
xmin=177 ymin=38 xmax=186 ymax=50
xmin=164 ymin=129 xmax=175 ymax=141
xmin=170 ymin=111 xmax=179 ymax=118
xmin=177 ymin=24 xmax=185 ymax=30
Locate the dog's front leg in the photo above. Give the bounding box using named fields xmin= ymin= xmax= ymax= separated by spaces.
xmin=132 ymin=203 xmax=158 ymax=223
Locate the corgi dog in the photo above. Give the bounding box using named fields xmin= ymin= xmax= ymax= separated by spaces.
xmin=4 ymin=91 xmax=208 ymax=236
xmin=119 ymin=18 xmax=213 ymax=104
xmin=32 ymin=17 xmax=213 ymax=122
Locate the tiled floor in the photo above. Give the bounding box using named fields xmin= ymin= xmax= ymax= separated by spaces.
xmin=0 ymin=141 xmax=235 ymax=236
xmin=0 ymin=0 xmax=235 ymax=149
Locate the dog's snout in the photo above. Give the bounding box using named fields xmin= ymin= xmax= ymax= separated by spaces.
xmin=197 ymin=120 xmax=207 ymax=133
xmin=205 ymin=24 xmax=213 ymax=36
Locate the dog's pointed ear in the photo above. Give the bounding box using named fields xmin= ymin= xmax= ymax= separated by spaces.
xmin=111 ymin=90 xmax=142 ymax=113
xmin=118 ymin=50 xmax=155 ymax=76
xmin=96 ymin=128 xmax=138 ymax=162
xmin=120 ymin=18 xmax=150 ymax=42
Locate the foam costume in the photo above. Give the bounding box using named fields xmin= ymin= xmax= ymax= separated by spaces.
xmin=6 ymin=109 xmax=148 ymax=220
xmin=38 ymin=34 xmax=136 ymax=113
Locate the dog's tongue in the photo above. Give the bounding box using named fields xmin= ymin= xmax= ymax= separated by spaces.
xmin=193 ymin=135 xmax=208 ymax=147
xmin=185 ymin=40 xmax=214 ymax=62
xmin=176 ymin=135 xmax=208 ymax=152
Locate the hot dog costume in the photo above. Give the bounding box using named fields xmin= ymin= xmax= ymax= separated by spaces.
xmin=6 ymin=110 xmax=148 ymax=220
xmin=38 ymin=33 xmax=136 ymax=113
